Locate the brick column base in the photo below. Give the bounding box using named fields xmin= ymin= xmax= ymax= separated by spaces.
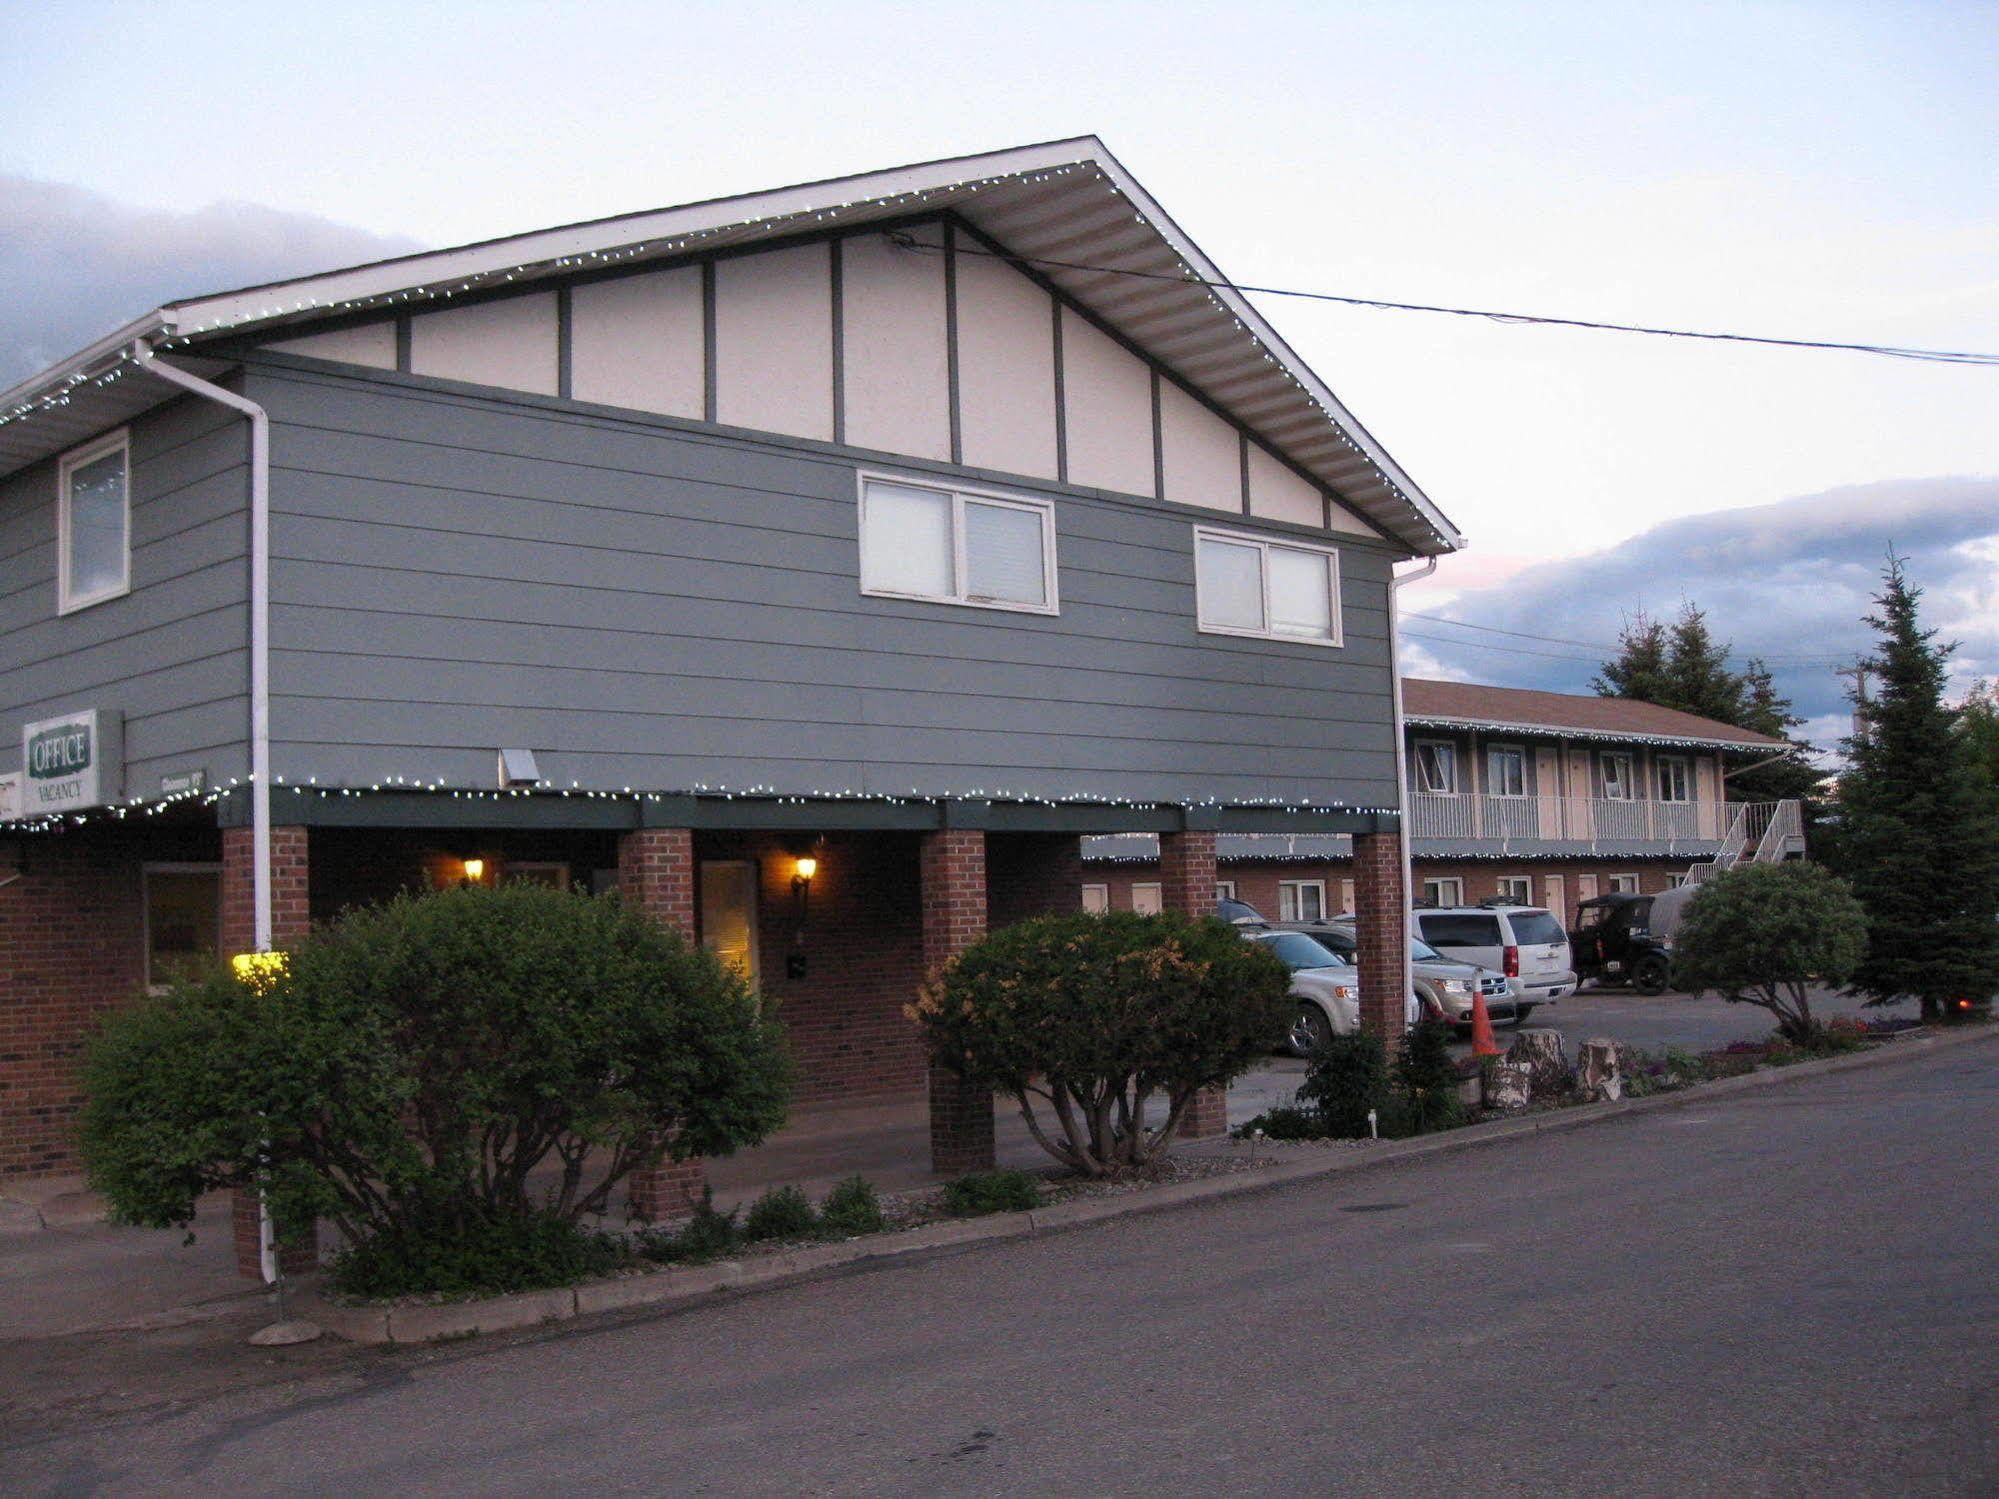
xmin=224 ymin=825 xmax=319 ymax=1278
xmin=1158 ymin=829 xmax=1219 ymax=920
xmin=1353 ymin=828 xmax=1408 ymax=1040
xmin=628 ymin=1158 xmax=708 ymax=1221
xmin=1177 ymin=1085 xmax=1230 ymax=1139
xmin=232 ymin=1189 xmax=320 ymax=1280
xmin=922 ymin=830 xmax=994 ymax=1175
xmin=929 ymin=1062 xmax=997 ymax=1176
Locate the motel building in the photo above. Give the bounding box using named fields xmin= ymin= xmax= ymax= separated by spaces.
xmin=0 ymin=140 xmax=1465 ymax=1268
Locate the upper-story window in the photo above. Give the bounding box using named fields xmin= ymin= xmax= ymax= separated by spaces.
xmin=1656 ymin=755 xmax=1692 ymax=803
xmin=1193 ymin=527 xmax=1341 ymax=646
xmin=1600 ymin=751 xmax=1635 ymax=801
xmin=857 ymin=474 xmax=1058 ymax=615
xmin=1485 ymin=745 xmax=1528 ymax=798
xmin=58 ymin=429 xmax=131 ymax=613
xmin=1413 ymin=740 xmax=1458 ymax=795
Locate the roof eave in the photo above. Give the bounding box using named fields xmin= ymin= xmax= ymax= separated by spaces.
xmin=1404 ymin=713 xmax=1783 ymax=752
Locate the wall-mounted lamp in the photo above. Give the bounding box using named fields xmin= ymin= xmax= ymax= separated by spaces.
xmin=461 ymin=857 xmax=486 ymax=885
xmin=791 ymin=855 xmax=818 ymax=896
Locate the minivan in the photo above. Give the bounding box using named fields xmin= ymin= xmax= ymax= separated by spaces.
xmin=1413 ymin=904 xmax=1576 ymax=1024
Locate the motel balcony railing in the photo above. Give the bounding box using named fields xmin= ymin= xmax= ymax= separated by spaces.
xmin=1408 ymin=793 xmax=1802 ymax=856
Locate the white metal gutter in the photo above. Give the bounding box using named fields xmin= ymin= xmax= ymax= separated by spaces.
xmin=1388 ymin=558 xmax=1438 ymax=1013
xmin=131 ymin=349 xmax=275 ymax=954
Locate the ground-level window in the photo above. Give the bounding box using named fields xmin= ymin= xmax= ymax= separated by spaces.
xmin=1130 ymin=882 xmax=1163 ymax=914
xmin=143 ymin=863 xmax=221 ymax=991
xmin=1420 ymin=876 xmax=1465 ymax=906
xmin=1413 ymin=740 xmax=1458 ymax=795
xmin=1278 ymin=880 xmax=1326 ymax=922
xmin=1608 ymin=873 xmax=1642 ymax=894
xmin=1665 ymin=872 xmax=1688 ymax=889
xmin=504 ymin=860 xmax=569 ymax=888
xmin=1656 ymin=755 xmax=1692 ymax=803
xmin=698 ymin=859 xmax=759 ymax=983
xmin=1494 ymin=875 xmax=1532 ymax=905
xmin=58 ymin=428 xmax=131 ymax=613
xmin=1214 ymin=880 xmax=1236 ymax=901
xmin=1486 ymin=746 xmax=1528 ymax=798
xmin=1193 ymin=526 xmax=1341 ymax=646
xmin=858 ymin=474 xmax=1058 ymax=614
xmin=1600 ymin=752 xmax=1636 ymax=800
xmin=1081 ymin=883 xmax=1109 ymax=914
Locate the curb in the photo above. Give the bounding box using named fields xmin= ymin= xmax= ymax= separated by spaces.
xmin=301 ymin=1023 xmax=1997 ymax=1345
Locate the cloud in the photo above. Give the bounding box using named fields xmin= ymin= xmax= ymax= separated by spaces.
xmin=1405 ymin=475 xmax=1999 ymax=742
xmin=0 ymin=174 xmax=422 ymax=388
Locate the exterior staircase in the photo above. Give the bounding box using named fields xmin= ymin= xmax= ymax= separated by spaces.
xmin=1683 ymin=799 xmax=1804 ymax=887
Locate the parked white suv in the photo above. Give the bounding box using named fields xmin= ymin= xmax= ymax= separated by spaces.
xmin=1413 ymin=905 xmax=1576 ymax=1024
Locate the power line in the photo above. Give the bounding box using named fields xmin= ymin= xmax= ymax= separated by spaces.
xmin=1404 ymin=610 xmax=1851 ymax=668
xmin=888 ymin=232 xmax=1999 ymax=367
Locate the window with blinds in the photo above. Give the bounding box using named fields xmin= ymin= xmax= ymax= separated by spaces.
xmin=858 ymin=475 xmax=1057 ymax=614
xmin=1193 ymin=526 xmax=1341 ymax=646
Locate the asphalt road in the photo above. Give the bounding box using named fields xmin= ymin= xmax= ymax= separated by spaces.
xmin=1523 ymin=982 xmax=1879 ymax=1055
xmin=5 ymin=1040 xmax=1995 ymax=1497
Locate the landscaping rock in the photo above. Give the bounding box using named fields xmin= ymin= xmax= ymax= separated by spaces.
xmin=1483 ymin=1062 xmax=1532 ymax=1111
xmin=1576 ymin=1038 xmax=1626 ymax=1101
xmin=1506 ymin=1028 xmax=1570 ymax=1095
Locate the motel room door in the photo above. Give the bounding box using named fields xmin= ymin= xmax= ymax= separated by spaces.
xmin=1542 ymin=873 xmax=1566 ymax=922
xmin=699 ymin=859 xmax=760 ymax=984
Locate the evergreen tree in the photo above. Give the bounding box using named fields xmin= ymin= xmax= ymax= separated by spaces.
xmin=1957 ymin=681 xmax=1999 ymax=814
xmin=1836 ymin=557 xmax=1999 ymax=1019
xmin=1592 ymin=613 xmax=1670 ymax=701
xmin=1733 ymin=657 xmax=1825 ymax=804
xmin=1663 ymin=604 xmax=1746 ymax=724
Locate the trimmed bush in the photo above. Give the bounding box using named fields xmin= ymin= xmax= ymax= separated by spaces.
xmin=81 ymin=883 xmax=791 ymax=1294
xmin=743 ymin=1185 xmax=819 ymax=1242
xmin=1672 ymin=862 xmax=1869 ymax=1043
xmin=638 ymin=1186 xmax=740 ymax=1264
xmin=1297 ymin=1030 xmax=1390 ymax=1138
xmin=1233 ymin=1105 xmax=1323 ymax=1141
xmin=912 ymin=911 xmax=1291 ymax=1175
xmin=941 ymin=1169 xmax=1043 ymax=1216
xmin=332 ymin=1212 xmax=627 ymax=1301
xmin=1395 ymin=1019 xmax=1462 ymax=1135
xmin=818 ymin=1176 xmax=887 ymax=1238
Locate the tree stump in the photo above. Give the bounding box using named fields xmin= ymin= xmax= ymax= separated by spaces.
xmin=1505 ymin=1028 xmax=1570 ymax=1096
xmin=1484 ymin=1061 xmax=1532 ymax=1111
xmin=1575 ymin=1038 xmax=1625 ymax=1101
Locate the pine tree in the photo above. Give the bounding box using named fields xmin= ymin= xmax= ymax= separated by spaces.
xmin=1592 ymin=613 xmax=1670 ymax=701
xmin=1663 ymin=604 xmax=1747 ymax=724
xmin=1836 ymin=557 xmax=1999 ymax=1019
xmin=1733 ymin=657 xmax=1824 ymax=804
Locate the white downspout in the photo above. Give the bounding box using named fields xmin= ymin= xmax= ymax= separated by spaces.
xmin=133 ymin=348 xmax=279 ymax=1284
xmin=1389 ymin=557 xmax=1439 ymax=1020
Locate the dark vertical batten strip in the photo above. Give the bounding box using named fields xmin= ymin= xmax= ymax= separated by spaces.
xmin=1238 ymin=432 xmax=1252 ymax=514
xmin=1150 ymin=368 xmax=1164 ymax=500
xmin=1052 ymin=299 xmax=1068 ymax=484
xmin=829 ymin=238 xmax=846 ymax=447
xmin=394 ymin=314 xmax=413 ymax=374
xmin=556 ymin=286 xmax=574 ymax=400
xmin=701 ymin=260 xmax=718 ymax=424
xmin=943 ymin=221 xmax=962 ymax=465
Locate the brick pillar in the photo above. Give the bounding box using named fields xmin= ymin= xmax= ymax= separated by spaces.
xmin=924 ymin=829 xmax=994 ymax=1175
xmin=1353 ymin=828 xmax=1408 ymax=1040
xmin=223 ymin=824 xmax=320 ymax=1278
xmin=1159 ymin=830 xmax=1228 ymax=1138
xmin=617 ymin=827 xmax=709 ymax=1219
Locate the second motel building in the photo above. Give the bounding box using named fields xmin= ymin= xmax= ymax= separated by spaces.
xmin=0 ymin=140 xmax=1464 ymax=1221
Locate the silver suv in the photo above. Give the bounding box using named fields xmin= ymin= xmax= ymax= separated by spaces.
xmin=1412 ymin=904 xmax=1576 ymax=1024
xmin=1296 ymin=920 xmax=1514 ymax=1028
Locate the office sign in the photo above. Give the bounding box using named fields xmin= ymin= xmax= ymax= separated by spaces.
xmin=21 ymin=709 xmax=122 ymax=813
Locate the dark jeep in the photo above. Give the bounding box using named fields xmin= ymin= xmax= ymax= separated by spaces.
xmin=1570 ymin=891 xmax=1675 ymax=996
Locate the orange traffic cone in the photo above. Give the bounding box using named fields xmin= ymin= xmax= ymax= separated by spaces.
xmin=1469 ymin=989 xmax=1503 ymax=1057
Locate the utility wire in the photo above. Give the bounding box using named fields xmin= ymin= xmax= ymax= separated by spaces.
xmin=888 ymin=232 xmax=1998 ymax=367
xmin=1404 ymin=611 xmax=1851 ymax=668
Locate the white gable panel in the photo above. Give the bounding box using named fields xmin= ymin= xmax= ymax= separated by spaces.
xmin=569 ymin=266 xmax=704 ymax=419
xmin=409 ymin=292 xmax=559 ymax=395
xmin=1246 ymin=442 xmax=1323 ymax=528
xmin=715 ymin=242 xmax=833 ymax=442
xmin=267 ymin=320 xmax=396 ymax=369
xmin=1158 ymin=378 xmax=1241 ymax=513
xmin=840 ymin=233 xmax=949 ymax=461
xmin=1322 ymin=496 xmax=1388 ymax=539
xmin=1061 ymin=308 xmax=1154 ymax=498
xmin=955 ymin=246 xmax=1057 ymax=480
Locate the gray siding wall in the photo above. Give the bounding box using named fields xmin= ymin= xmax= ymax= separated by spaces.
xmin=0 ymin=393 xmax=250 ymax=793
xmin=252 ymin=357 xmax=1406 ymax=808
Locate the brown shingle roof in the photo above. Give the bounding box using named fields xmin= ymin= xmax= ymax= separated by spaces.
xmin=1401 ymin=678 xmax=1785 ymax=750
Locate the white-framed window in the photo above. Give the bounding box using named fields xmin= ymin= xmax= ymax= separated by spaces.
xmin=1421 ymin=876 xmax=1465 ymax=906
xmin=1214 ymin=880 xmax=1237 ymax=901
xmin=58 ymin=428 xmax=131 ymax=613
xmin=1495 ymin=875 xmax=1532 ymax=905
xmin=1081 ymin=883 xmax=1110 ymax=914
xmin=143 ymin=861 xmax=221 ymax=991
xmin=1665 ymin=872 xmax=1689 ymax=889
xmin=857 ymin=472 xmax=1057 ymax=615
xmin=698 ymin=859 xmax=759 ymax=983
xmin=1608 ymin=873 xmax=1642 ymax=894
xmin=1485 ymin=744 xmax=1528 ymax=798
xmin=1413 ymin=739 xmax=1459 ymax=795
xmin=1130 ymin=882 xmax=1163 ymax=915
xmin=1193 ymin=526 xmax=1342 ymax=647
xmin=1600 ymin=751 xmax=1635 ymax=801
xmin=1656 ymin=755 xmax=1692 ymax=803
xmin=1278 ymin=880 xmax=1327 ymax=922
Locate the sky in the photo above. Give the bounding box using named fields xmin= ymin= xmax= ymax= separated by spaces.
xmin=4 ymin=0 xmax=1994 ymax=752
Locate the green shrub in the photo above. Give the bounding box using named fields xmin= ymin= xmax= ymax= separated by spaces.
xmin=81 ymin=883 xmax=791 ymax=1292
xmin=1297 ymin=1030 xmax=1390 ymax=1138
xmin=1396 ymin=1019 xmax=1463 ymax=1135
xmin=941 ymin=1169 xmax=1043 ymax=1216
xmin=911 ymin=911 xmax=1291 ymax=1175
xmin=1233 ymin=1105 xmax=1324 ymax=1141
xmin=638 ymin=1186 xmax=740 ymax=1264
xmin=742 ymin=1185 xmax=819 ymax=1242
xmin=818 ymin=1175 xmax=887 ymax=1238
xmin=1673 ymin=862 xmax=1869 ymax=1043
xmin=331 ymin=1211 xmax=627 ymax=1300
